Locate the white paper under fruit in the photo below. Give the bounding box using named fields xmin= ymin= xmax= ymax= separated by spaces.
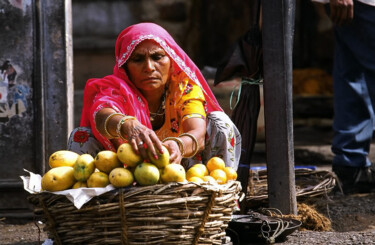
xmin=20 ymin=169 xmax=115 ymax=209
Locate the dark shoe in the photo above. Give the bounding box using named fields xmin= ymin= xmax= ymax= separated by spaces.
xmin=332 ymin=165 xmax=375 ymax=194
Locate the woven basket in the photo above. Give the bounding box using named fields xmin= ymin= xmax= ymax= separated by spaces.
xmin=28 ymin=181 xmax=241 ymax=245
xmin=246 ymin=168 xmax=336 ymax=208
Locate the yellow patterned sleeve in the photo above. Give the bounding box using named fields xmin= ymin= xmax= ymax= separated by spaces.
xmin=172 ymin=73 xmax=206 ymax=122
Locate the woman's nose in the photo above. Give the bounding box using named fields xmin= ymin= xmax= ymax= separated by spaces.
xmin=144 ymin=58 xmax=155 ymax=72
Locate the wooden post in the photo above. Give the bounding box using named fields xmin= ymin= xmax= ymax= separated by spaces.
xmin=38 ymin=0 xmax=74 ymax=162
xmin=262 ymin=0 xmax=297 ymax=214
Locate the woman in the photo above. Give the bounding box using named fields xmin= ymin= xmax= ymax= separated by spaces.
xmin=68 ymin=23 xmax=241 ymax=170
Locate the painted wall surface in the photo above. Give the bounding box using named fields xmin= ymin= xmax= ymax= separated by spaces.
xmin=0 ymin=0 xmax=73 ymax=216
xmin=0 ymin=1 xmax=35 ymax=194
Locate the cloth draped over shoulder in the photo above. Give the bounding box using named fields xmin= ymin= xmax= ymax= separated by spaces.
xmin=80 ymin=22 xmax=223 ymax=151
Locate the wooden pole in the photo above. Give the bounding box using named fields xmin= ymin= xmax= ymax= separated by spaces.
xmin=262 ymin=0 xmax=297 ymax=214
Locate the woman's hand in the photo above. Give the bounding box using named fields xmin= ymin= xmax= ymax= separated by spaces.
xmin=120 ymin=119 xmax=164 ymax=161
xmin=95 ymin=108 xmax=165 ymax=161
xmin=162 ymin=140 xmax=183 ymax=164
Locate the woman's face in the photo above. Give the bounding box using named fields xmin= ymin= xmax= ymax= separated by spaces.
xmin=126 ymin=40 xmax=172 ymax=93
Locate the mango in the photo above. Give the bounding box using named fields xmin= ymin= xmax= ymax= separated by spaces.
xmin=134 ymin=162 xmax=159 ymax=186
xmin=94 ymin=150 xmax=122 ymax=174
xmin=49 ymin=150 xmax=80 ymax=168
xmin=109 ymin=167 xmax=134 ymax=188
xmin=73 ymin=154 xmax=95 ymax=181
xmin=147 ymin=145 xmax=170 ymax=168
xmin=41 ymin=166 xmax=75 ymax=192
xmin=117 ymin=143 xmax=143 ymax=167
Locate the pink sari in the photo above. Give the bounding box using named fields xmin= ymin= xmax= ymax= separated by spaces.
xmin=80 ymin=23 xmax=222 ymax=151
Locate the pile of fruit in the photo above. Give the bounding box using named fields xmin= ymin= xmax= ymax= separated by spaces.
xmin=41 ymin=143 xmax=237 ymax=192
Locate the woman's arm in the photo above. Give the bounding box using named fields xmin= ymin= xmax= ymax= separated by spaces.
xmin=180 ymin=118 xmax=206 ymax=155
xmin=162 ymin=117 xmax=206 ymax=164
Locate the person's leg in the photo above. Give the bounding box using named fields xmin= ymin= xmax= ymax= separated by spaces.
xmin=331 ymin=2 xmax=375 ymax=192
xmin=331 ymin=40 xmax=372 ymax=168
xmin=67 ymin=127 xmax=104 ymax=157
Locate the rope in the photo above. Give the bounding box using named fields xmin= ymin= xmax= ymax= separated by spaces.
xmin=229 ymin=77 xmax=263 ymax=110
xmin=119 ymin=189 xmax=129 ymax=245
xmin=33 ymin=215 xmax=42 ymax=245
xmin=39 ymin=195 xmax=62 ymax=245
xmin=192 ymin=191 xmax=218 ymax=245
xmin=258 ymin=208 xmax=290 ymax=244
xmin=261 ymin=218 xmax=289 ymax=244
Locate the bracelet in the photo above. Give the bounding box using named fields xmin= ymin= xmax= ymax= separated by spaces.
xmin=162 ymin=137 xmax=185 ymax=157
xmin=104 ymin=112 xmax=124 ymax=138
xmin=178 ymin=133 xmax=199 ymax=158
xmin=116 ymin=116 xmax=137 ymax=140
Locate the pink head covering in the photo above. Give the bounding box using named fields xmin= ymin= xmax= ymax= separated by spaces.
xmin=80 ymin=23 xmax=222 ymax=150
xmin=113 ymin=22 xmax=222 ymax=112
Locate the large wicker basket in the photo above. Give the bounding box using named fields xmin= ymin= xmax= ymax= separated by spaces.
xmin=28 ymin=181 xmax=241 ymax=245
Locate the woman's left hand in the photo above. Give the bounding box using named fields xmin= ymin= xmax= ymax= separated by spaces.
xmin=162 ymin=140 xmax=183 ymax=164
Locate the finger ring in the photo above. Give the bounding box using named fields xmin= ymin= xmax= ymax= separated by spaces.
xmin=138 ymin=141 xmax=144 ymax=146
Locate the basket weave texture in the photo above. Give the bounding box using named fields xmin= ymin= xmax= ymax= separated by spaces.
xmin=28 ymin=181 xmax=241 ymax=245
xmin=246 ymin=168 xmax=336 ymax=208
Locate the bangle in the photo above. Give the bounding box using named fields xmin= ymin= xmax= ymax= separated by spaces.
xmin=162 ymin=137 xmax=185 ymax=157
xmin=116 ymin=116 xmax=137 ymax=140
xmin=104 ymin=112 xmax=124 ymax=138
xmin=178 ymin=133 xmax=199 ymax=158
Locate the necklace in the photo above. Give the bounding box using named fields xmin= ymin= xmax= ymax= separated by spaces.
xmin=150 ymin=91 xmax=166 ymax=122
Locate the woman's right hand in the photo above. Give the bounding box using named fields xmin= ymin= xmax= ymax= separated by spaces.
xmin=95 ymin=108 xmax=166 ymax=161
xmin=120 ymin=119 xmax=164 ymax=161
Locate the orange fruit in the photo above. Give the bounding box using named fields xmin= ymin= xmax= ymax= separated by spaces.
xmin=192 ymin=163 xmax=209 ymax=176
xmin=210 ymin=169 xmax=227 ymax=184
xmin=206 ymin=157 xmax=225 ymax=172
xmin=224 ymin=167 xmax=238 ymax=181
xmin=186 ymin=166 xmax=205 ymax=180
xmin=188 ymin=176 xmax=204 ymax=184
xmin=202 ymin=175 xmax=216 ymax=183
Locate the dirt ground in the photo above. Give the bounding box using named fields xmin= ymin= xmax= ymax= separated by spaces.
xmin=276 ymin=124 xmax=375 ymax=244
xmin=282 ymin=192 xmax=375 ymax=245
xmin=1 ymin=124 xmax=375 ymax=244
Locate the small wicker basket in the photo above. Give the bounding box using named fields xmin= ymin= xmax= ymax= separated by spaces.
xmin=246 ymin=168 xmax=336 ymax=208
xmin=28 ymin=181 xmax=241 ymax=245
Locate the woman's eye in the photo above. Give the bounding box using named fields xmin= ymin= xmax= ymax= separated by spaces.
xmin=130 ymin=57 xmax=143 ymax=63
xmin=151 ymin=54 xmax=163 ymax=61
